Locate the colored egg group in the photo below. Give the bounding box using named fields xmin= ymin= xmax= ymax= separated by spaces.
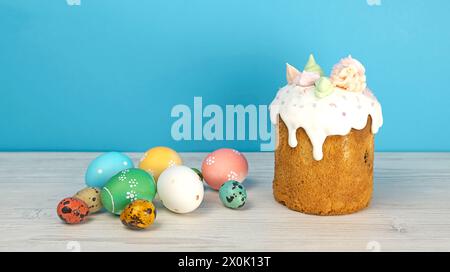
xmin=139 ymin=146 xmax=182 ymax=181
xmin=101 ymin=168 xmax=157 ymax=215
xmin=74 ymin=187 xmax=102 ymax=213
xmin=157 ymin=165 xmax=204 ymax=214
xmin=57 ymin=147 xmax=249 ymax=230
xmin=85 ymin=152 xmax=134 ymax=188
xmin=120 ymin=200 xmax=157 ymax=230
xmin=57 ymin=197 xmax=90 ymax=224
xmin=219 ymin=181 xmax=248 ymax=209
xmin=201 ymin=148 xmax=248 ymax=190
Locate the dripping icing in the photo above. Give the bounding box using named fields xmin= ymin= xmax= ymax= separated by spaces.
xmin=269 ymin=85 xmax=383 ymax=160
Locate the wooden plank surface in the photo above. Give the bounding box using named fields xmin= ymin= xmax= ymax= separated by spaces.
xmin=0 ymin=152 xmax=449 ymax=252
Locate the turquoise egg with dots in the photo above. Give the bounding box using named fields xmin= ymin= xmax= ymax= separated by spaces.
xmin=219 ymin=180 xmax=247 ymax=209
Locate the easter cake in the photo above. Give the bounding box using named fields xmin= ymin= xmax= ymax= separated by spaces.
xmin=269 ymin=55 xmax=383 ymax=215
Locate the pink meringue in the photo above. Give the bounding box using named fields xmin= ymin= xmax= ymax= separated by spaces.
xmin=294 ymin=71 xmax=320 ymax=87
xmin=286 ymin=63 xmax=320 ymax=87
xmin=330 ymin=55 xmax=367 ymax=92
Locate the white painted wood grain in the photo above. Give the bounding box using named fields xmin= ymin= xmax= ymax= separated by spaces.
xmin=0 ymin=152 xmax=450 ymax=252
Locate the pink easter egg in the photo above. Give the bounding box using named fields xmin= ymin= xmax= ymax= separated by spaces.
xmin=201 ymin=148 xmax=248 ymax=190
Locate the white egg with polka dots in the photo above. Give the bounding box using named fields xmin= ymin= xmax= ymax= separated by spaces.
xmin=157 ymin=165 xmax=204 ymax=214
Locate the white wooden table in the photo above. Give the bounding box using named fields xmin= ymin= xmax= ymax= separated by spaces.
xmin=0 ymin=152 xmax=449 ymax=252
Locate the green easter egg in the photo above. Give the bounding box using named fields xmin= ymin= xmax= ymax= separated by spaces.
xmin=101 ymin=168 xmax=156 ymax=215
xmin=219 ymin=180 xmax=247 ymax=209
xmin=191 ymin=168 xmax=203 ymax=181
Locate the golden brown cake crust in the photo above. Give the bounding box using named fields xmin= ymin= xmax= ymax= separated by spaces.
xmin=273 ymin=116 xmax=374 ymax=215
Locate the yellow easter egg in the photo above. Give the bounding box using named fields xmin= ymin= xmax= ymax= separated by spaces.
xmin=138 ymin=146 xmax=182 ymax=181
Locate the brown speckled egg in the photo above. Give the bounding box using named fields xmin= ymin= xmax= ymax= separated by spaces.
xmin=57 ymin=197 xmax=90 ymax=224
xmin=120 ymin=200 xmax=156 ymax=230
xmin=74 ymin=187 xmax=102 ymax=213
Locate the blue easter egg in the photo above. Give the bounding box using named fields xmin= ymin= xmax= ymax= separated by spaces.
xmin=85 ymin=152 xmax=134 ymax=187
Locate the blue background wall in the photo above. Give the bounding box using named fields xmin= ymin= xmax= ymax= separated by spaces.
xmin=1 ymin=0 xmax=448 ymax=152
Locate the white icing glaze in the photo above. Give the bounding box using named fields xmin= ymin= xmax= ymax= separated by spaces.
xmin=269 ymin=85 xmax=383 ymax=160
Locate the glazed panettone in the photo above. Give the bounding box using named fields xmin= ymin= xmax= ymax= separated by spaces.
xmin=269 ymin=54 xmax=383 ymax=215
